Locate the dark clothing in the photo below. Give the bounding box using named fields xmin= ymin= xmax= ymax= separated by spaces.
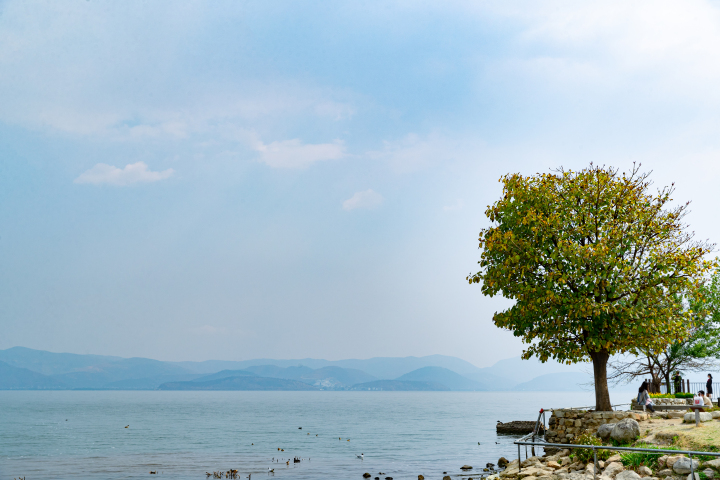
xmin=708 ymin=379 xmax=714 ymax=396
xmin=674 ymin=376 xmax=682 ymax=394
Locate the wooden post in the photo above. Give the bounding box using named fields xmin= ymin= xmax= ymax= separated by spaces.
xmin=687 ymin=379 xmax=691 ymax=393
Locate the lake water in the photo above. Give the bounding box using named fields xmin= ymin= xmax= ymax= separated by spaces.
xmin=0 ymin=390 xmax=630 ymax=480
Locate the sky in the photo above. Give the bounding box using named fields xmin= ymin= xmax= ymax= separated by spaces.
xmin=2 ymin=0 xmax=720 ymax=366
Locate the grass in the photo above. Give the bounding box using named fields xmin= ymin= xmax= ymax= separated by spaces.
xmin=619 ymin=443 xmax=664 ymax=470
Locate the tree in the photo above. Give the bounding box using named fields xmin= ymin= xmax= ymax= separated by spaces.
xmin=468 ymin=165 xmax=714 ymax=410
xmin=609 ymin=269 xmax=720 ymax=392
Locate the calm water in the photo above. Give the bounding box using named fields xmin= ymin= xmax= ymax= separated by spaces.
xmin=0 ymin=391 xmax=605 ymax=480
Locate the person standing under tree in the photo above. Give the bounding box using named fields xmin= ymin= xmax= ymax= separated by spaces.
xmin=707 ymin=374 xmax=714 ymax=400
xmin=673 ymin=372 xmax=683 ymax=394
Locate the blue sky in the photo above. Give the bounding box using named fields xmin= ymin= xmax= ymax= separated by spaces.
xmin=2 ymin=1 xmax=720 ymax=365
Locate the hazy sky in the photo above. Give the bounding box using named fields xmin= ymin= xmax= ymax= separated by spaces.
xmin=2 ymin=1 xmax=720 ymax=366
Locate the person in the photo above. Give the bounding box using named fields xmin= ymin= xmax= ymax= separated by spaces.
xmin=699 ymin=390 xmax=713 ymax=407
xmin=707 ymin=374 xmax=714 ymax=400
xmin=638 ymin=381 xmax=656 ymax=412
xmin=673 ymin=372 xmax=683 ymax=394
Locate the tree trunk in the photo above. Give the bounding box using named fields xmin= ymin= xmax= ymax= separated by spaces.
xmin=664 ymin=371 xmax=672 ymax=394
xmin=590 ymin=351 xmax=612 ymax=411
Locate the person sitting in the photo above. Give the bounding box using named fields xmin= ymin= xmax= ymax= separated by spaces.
xmin=700 ymin=390 xmax=713 ymax=408
xmin=637 ymin=381 xmax=656 ymax=412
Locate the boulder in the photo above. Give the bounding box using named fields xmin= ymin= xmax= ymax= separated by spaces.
xmin=547 ymin=461 xmax=561 ymax=470
xmin=499 ymin=457 xmax=510 ymax=468
xmin=703 ymin=470 xmax=716 ymax=480
xmin=611 ymin=419 xmax=641 ymax=443
xmin=658 ymin=457 xmax=668 ymax=468
xmin=666 ymin=457 xmax=683 ymax=468
xmin=443 ymin=477 xmax=451 ymax=480
xmin=597 ymin=424 xmax=615 ymax=440
xmin=704 ymin=459 xmax=720 ymax=470
xmin=673 ymin=458 xmax=700 ymax=474
xmin=657 ymin=469 xmax=673 ymax=477
xmin=683 ymin=412 xmax=713 ymax=423
xmin=607 ymin=455 xmax=622 ymax=464
xmin=604 ymin=462 xmax=625 ymax=478
xmin=418 ymin=476 xmax=424 ymax=480
xmin=461 ymin=466 xmax=473 ymax=470
xmin=686 ymin=474 xmax=700 ymax=480
xmin=638 ymin=466 xmax=653 ymax=476
xmin=667 ymin=411 xmax=686 ymax=419
xmin=712 ymin=411 xmax=720 ymax=419
xmin=616 ymin=471 xmax=642 ymax=480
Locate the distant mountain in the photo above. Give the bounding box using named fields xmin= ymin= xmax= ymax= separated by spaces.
xmin=350 ymin=380 xmax=450 ymax=391
xmin=0 ymin=346 xmax=123 ymax=375
xmin=470 ymin=356 xmax=585 ymax=386
xmin=396 ymin=366 xmax=488 ymax=391
xmin=193 ymin=369 xmax=257 ymax=382
xmin=244 ymin=365 xmax=376 ymax=388
xmin=0 ymin=346 xmax=592 ymax=391
xmin=171 ymin=354 xmax=482 ymax=379
xmin=158 ymin=375 xmax=318 ymax=391
xmin=512 ymin=372 xmax=592 ymax=391
xmin=0 ymin=360 xmax=68 ymax=389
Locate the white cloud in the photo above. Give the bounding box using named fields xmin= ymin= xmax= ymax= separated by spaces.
xmin=342 ymin=189 xmax=384 ymax=211
xmin=255 ymin=139 xmax=345 ymax=169
xmin=443 ymin=199 xmax=464 ymax=211
xmin=74 ymin=161 xmax=174 ymax=186
xmin=371 ymin=133 xmax=484 ymax=173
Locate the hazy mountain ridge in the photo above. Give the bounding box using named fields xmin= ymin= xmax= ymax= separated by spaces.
xmin=0 ymin=347 xmax=592 ymax=391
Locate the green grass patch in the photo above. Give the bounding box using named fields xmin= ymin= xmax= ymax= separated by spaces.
xmin=619 ymin=444 xmax=664 ymax=470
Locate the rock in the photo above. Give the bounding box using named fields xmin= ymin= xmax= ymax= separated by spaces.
xmin=673 ymin=458 xmax=700 ymax=475
xmin=561 ymin=457 xmax=571 ymax=466
xmin=686 ymin=474 xmax=699 ymax=480
xmin=607 ymin=456 xmax=622 ymax=464
xmin=461 ymin=465 xmax=473 ymax=470
xmin=497 ymin=421 xmax=545 ymax=434
xmin=599 ymin=461 xmax=606 ymax=469
xmin=712 ymin=411 xmax=720 ymax=419
xmin=418 ymin=476 xmax=424 ymax=480
xmin=499 ymin=458 xmax=510 ymax=468
xmin=658 ymin=457 xmax=668 ymax=468
xmin=547 ymin=461 xmax=561 ymax=470
xmin=444 ymin=477 xmax=451 ymax=480
xmin=523 ymin=457 xmax=543 ymax=467
xmin=587 ymin=464 xmax=600 ymax=475
xmin=638 ymin=466 xmax=653 ymax=476
xmin=705 ymin=459 xmax=720 ymax=471
xmin=604 ymin=462 xmax=625 ymax=478
xmin=683 ymin=412 xmax=713 ymax=423
xmin=657 ymin=469 xmax=673 ymax=477
xmin=597 ymin=424 xmax=615 ymax=440
xmin=704 ymin=470 xmax=716 ymax=480
xmin=667 ymin=411 xmax=686 ymax=419
xmin=666 ymin=457 xmax=683 ymax=468
xmin=518 ymin=467 xmax=544 ymax=478
xmin=616 ymin=471 xmax=642 ymax=480
xmin=363 ymin=474 xmax=371 ymax=479
xmin=611 ymin=418 xmax=641 ymax=443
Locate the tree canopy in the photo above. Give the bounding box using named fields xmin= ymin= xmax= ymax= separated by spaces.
xmin=468 ymin=165 xmax=714 ymax=410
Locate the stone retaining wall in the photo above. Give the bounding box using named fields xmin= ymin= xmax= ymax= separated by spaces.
xmin=546 ymin=409 xmax=649 ymax=444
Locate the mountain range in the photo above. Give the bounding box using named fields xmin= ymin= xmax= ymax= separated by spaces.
xmin=0 ymin=346 xmax=592 ymax=391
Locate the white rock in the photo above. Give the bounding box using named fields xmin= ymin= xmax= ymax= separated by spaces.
xmin=638 ymin=466 xmax=653 ymax=476
xmin=686 ymin=474 xmax=700 ymax=480
xmin=604 ymin=462 xmax=625 ymax=478
xmin=666 ymin=457 xmax=683 ymax=468
xmin=711 ymin=411 xmax=720 ymax=419
xmin=705 ymin=459 xmax=720 ymax=470
xmin=683 ymin=412 xmax=712 ymax=423
xmin=703 ymin=469 xmax=715 ymax=480
xmin=597 ymin=424 xmax=614 ymax=440
xmin=611 ymin=419 xmax=641 ymax=443
xmin=616 ymin=471 xmax=642 ymax=480
xmin=673 ymin=458 xmax=700 ymax=474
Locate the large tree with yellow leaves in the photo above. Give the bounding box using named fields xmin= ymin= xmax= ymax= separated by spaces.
xmin=468 ymin=165 xmax=714 ymax=410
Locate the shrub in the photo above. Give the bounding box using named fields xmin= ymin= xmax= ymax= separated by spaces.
xmin=675 ymin=393 xmax=694 ymax=398
xmin=650 ymin=393 xmax=674 ymax=398
xmin=570 ymin=432 xmax=613 ymax=464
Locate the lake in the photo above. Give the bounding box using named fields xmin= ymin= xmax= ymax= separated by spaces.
xmin=0 ymin=390 xmax=629 ymax=480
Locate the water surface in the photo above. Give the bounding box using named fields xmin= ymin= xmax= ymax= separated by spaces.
xmin=1 ymin=391 xmax=606 ymax=480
